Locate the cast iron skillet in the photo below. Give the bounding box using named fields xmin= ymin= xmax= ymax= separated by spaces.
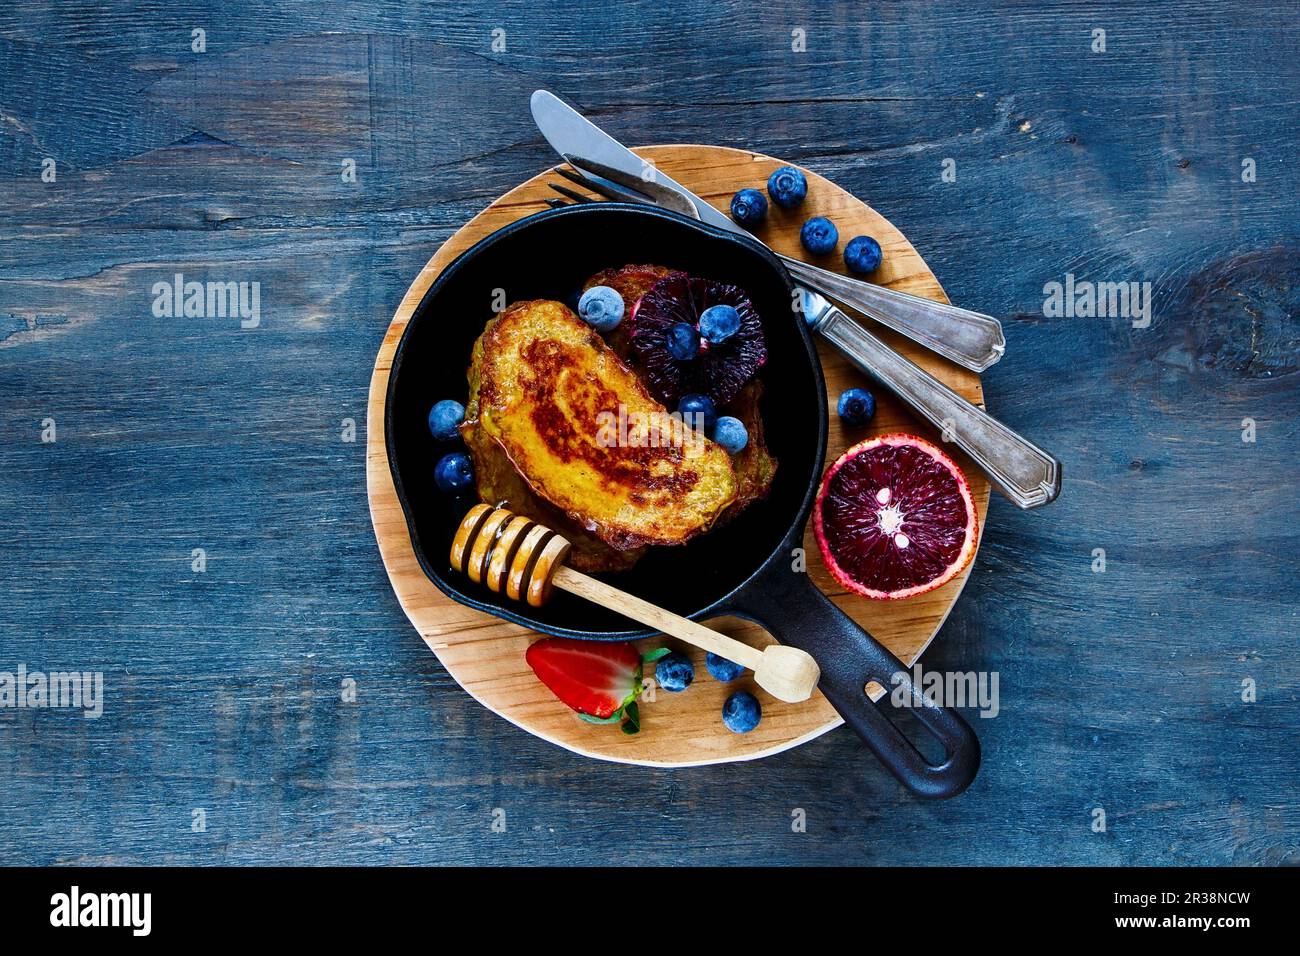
xmin=387 ymin=203 xmax=979 ymax=798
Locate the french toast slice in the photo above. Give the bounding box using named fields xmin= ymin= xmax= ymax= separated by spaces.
xmin=583 ymin=265 xmax=778 ymax=521
xmin=460 ymin=415 xmax=645 ymax=573
xmin=718 ymin=379 xmax=778 ymax=523
xmin=465 ymin=300 xmax=737 ymax=550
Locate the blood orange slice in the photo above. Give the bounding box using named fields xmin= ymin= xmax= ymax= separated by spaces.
xmin=813 ymin=434 xmax=978 ymax=600
xmin=629 ymin=272 xmax=766 ymax=407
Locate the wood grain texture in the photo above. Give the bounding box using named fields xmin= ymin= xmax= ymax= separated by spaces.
xmin=0 ymin=0 xmax=1296 ymax=866
xmin=366 ymin=144 xmax=990 ymax=766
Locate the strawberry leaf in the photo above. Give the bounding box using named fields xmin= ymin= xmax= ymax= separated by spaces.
xmin=642 ymin=647 xmax=672 ymax=664
xmin=621 ymin=701 xmax=641 ymax=734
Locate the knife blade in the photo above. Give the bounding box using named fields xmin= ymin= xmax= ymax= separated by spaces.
xmin=530 ymin=90 xmax=735 ymax=231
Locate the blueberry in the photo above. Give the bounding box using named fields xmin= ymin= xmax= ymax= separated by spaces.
xmin=705 ymin=653 xmax=745 ymax=683
xmin=434 ymin=452 xmax=474 ymax=493
xmin=767 ymin=166 xmax=808 ymax=209
xmin=655 ymin=652 xmax=695 ymax=693
xmin=837 ymin=387 xmax=876 ymax=427
xmin=678 ymin=393 xmax=718 ymax=432
xmin=699 ymin=304 xmax=740 ymax=344
xmin=729 ymin=188 xmax=769 ymax=228
xmin=722 ymin=691 xmax=761 ymax=733
xmin=666 ymin=322 xmax=700 ymax=361
xmin=844 ymin=235 xmax=883 ymax=275
xmin=577 ymin=285 xmax=625 ymax=332
xmin=800 ymin=216 xmax=838 ymax=255
xmin=711 ymin=416 xmax=748 ymax=454
xmin=427 ymin=400 xmax=465 ymax=442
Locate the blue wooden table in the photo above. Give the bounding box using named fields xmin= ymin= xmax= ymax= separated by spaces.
xmin=1 ymin=1 xmax=1296 ymax=866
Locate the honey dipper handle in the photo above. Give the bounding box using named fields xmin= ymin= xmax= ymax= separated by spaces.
xmin=551 ymin=567 xmax=766 ymax=672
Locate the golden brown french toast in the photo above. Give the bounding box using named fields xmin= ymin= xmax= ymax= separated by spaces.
xmin=719 ymin=379 xmax=778 ymax=522
xmin=464 ymin=300 xmax=737 ymax=550
xmin=460 ymin=415 xmax=645 ymax=573
xmin=584 ymin=265 xmax=777 ymax=519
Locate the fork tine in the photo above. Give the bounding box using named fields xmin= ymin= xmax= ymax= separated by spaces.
xmin=556 ymin=163 xmax=653 ymax=205
xmin=547 ymin=182 xmax=597 ymax=204
xmin=553 ymin=166 xmax=602 ymax=190
xmin=544 ymin=197 xmax=570 ymax=208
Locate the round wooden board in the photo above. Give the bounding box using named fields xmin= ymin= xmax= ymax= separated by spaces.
xmin=366 ymin=145 xmax=990 ymax=767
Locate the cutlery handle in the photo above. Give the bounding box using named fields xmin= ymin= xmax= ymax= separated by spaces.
xmin=783 ymin=256 xmax=1006 ymax=372
xmin=805 ymin=294 xmax=1061 ymax=509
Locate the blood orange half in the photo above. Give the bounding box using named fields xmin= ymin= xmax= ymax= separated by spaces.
xmin=813 ymin=434 xmax=978 ymax=600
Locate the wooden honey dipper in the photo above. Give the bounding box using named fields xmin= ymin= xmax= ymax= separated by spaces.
xmin=450 ymin=504 xmax=821 ymax=703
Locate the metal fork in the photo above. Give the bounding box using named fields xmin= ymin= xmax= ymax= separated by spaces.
xmin=545 ymin=173 xmax=1061 ymax=509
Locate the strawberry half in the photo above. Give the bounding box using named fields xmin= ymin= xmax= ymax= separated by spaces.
xmin=525 ymin=638 xmax=669 ymax=732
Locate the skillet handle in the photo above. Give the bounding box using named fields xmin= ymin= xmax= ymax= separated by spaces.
xmin=725 ymin=561 xmax=980 ymax=799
